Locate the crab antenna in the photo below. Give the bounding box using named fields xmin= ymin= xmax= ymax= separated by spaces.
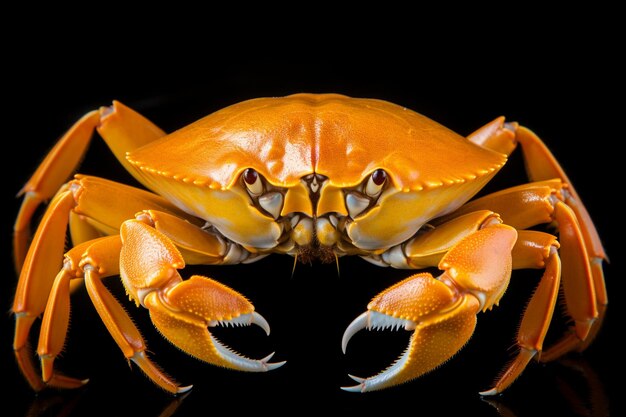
xmin=335 ymin=252 xmax=341 ymax=278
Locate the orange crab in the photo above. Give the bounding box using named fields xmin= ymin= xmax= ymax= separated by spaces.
xmin=13 ymin=93 xmax=607 ymax=395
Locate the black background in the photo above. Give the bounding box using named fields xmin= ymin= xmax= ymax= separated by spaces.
xmin=1 ymin=9 xmax=623 ymax=417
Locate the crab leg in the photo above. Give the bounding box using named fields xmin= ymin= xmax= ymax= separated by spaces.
xmin=13 ymin=188 xmax=75 ymax=390
xmin=480 ymin=231 xmax=561 ymax=394
xmin=135 ymin=209 xmax=249 ymax=265
xmin=13 ymin=176 xmax=196 ymax=387
xmin=12 ymin=178 xmax=169 ymax=390
xmin=470 ymin=119 xmax=607 ymax=353
xmin=378 ymin=208 xmax=561 ymax=273
xmin=515 ymin=126 xmax=607 ymax=355
xmin=467 ymin=116 xmax=518 ymax=156
xmin=444 ymin=180 xmax=602 ymax=358
xmin=469 ymin=118 xmax=605 ymax=260
xmin=540 ymin=203 xmax=599 ymax=360
xmin=371 ymin=210 xmax=502 ymax=269
xmin=67 ymin=175 xmax=197 ymax=240
xmin=14 ymin=101 xmax=166 ymax=270
xmin=37 ymin=237 xmax=120 ymax=387
xmin=476 ymin=228 xmax=597 ymax=394
xmin=83 ymin=249 xmax=191 ymax=394
xmin=14 ymin=112 xmax=98 ymax=270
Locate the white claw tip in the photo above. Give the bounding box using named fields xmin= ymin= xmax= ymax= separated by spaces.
xmin=340 ymin=384 xmax=364 ymax=393
xmin=347 ymin=374 xmax=365 ymax=383
xmin=479 ymin=388 xmax=499 ymax=396
xmin=251 ymin=312 xmax=271 ymax=336
xmin=177 ymin=385 xmax=193 ymax=394
xmin=342 ymin=312 xmax=369 ymax=354
xmin=265 ymin=360 xmax=287 ymax=371
xmin=259 ymin=352 xmax=285 ymax=371
xmin=341 ymin=374 xmax=367 ymax=392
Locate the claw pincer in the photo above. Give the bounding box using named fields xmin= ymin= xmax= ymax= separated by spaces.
xmin=342 ymin=225 xmax=517 ymax=392
xmin=121 ymin=221 xmax=285 ymax=378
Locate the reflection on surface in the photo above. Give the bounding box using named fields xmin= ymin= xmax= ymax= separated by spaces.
xmin=17 ymin=357 xmax=608 ymax=417
xmin=155 ymin=393 xmax=190 ymax=417
xmin=555 ymin=358 xmax=609 ymax=417
xmin=484 ymin=357 xmax=609 ymax=417
xmin=483 ymin=398 xmax=517 ymax=417
xmin=22 ymin=390 xmax=189 ymax=417
xmin=23 ymin=393 xmax=79 ymax=417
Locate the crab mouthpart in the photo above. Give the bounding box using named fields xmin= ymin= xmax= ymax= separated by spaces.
xmin=341 ymin=311 xmax=417 ymax=392
xmin=208 ymin=312 xmax=285 ymax=371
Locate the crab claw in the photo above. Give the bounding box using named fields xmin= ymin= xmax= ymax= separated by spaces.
xmin=341 ymin=272 xmax=480 ymax=392
xmin=120 ymin=220 xmax=285 ymax=375
xmin=144 ymin=275 xmax=286 ymax=372
xmin=342 ymin=224 xmax=516 ymax=392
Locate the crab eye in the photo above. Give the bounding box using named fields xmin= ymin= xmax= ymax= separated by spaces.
xmin=365 ymin=169 xmax=387 ymax=197
xmin=243 ymin=168 xmax=263 ymax=195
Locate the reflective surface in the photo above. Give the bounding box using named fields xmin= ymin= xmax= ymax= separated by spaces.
xmin=1 ymin=256 xmax=617 ymax=416
xmin=16 ymin=359 xmax=614 ymax=417
xmin=2 ymin=50 xmax=620 ymax=416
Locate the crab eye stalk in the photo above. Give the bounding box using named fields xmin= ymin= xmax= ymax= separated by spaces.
xmin=365 ymin=169 xmax=387 ymax=197
xmin=243 ymin=168 xmax=264 ymax=195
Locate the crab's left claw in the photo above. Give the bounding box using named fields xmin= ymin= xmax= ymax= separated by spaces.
xmin=342 ymin=224 xmax=516 ymax=392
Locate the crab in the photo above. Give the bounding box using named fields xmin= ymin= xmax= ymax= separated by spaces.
xmin=13 ymin=93 xmax=607 ymax=395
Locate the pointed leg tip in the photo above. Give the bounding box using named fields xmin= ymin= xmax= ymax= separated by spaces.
xmin=14 ymin=347 xmax=47 ymax=391
xmin=27 ymin=375 xmax=47 ymax=392
xmin=48 ymin=374 xmax=90 ymax=389
xmin=176 ymin=384 xmax=193 ymax=394
xmin=479 ymin=388 xmax=499 ymax=396
xmin=40 ymin=357 xmax=54 ymax=383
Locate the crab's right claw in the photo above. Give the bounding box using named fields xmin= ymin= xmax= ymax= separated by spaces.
xmin=341 ymin=273 xmax=480 ymax=392
xmin=120 ymin=220 xmax=285 ymax=374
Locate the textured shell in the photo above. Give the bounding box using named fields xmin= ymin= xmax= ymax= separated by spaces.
xmin=128 ymin=93 xmax=505 ymax=191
